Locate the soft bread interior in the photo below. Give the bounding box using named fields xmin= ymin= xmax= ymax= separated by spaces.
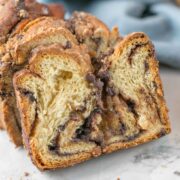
xmin=14 ymin=45 xmax=101 ymax=169
xmin=100 ymin=33 xmax=170 ymax=149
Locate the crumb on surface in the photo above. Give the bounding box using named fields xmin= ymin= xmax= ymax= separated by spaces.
xmin=24 ymin=172 xmax=30 ymax=177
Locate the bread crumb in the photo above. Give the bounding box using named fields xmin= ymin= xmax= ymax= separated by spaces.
xmin=24 ymin=172 xmax=30 ymax=177
xmin=19 ymin=9 xmax=29 ymax=18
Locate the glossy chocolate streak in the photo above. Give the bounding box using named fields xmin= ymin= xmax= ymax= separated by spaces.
xmin=29 ymin=106 xmax=38 ymax=137
xmin=75 ymin=108 xmax=102 ymax=141
xmin=98 ymin=48 xmax=114 ymax=61
xmin=0 ymin=91 xmax=13 ymax=100
xmin=64 ymin=41 xmax=72 ymax=49
xmin=144 ymin=61 xmax=149 ymax=72
xmin=47 ymin=121 xmax=73 ymax=156
xmin=47 ymin=105 xmax=101 ymax=156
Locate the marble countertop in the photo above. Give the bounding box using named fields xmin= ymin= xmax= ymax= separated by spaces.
xmin=0 ymin=67 xmax=179 ymax=180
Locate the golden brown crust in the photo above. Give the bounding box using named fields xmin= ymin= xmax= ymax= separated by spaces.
xmin=7 ymin=18 xmax=78 ymax=64
xmin=0 ymin=0 xmax=64 ymax=44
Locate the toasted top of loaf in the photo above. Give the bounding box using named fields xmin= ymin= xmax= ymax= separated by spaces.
xmin=0 ymin=0 xmax=64 ymax=44
xmin=6 ymin=17 xmax=79 ymax=64
xmin=66 ymin=11 xmax=119 ymax=57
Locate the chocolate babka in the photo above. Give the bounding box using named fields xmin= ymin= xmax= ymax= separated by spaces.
xmin=13 ymin=33 xmax=170 ymax=169
xmin=0 ymin=0 xmax=170 ymax=170
xmin=0 ymin=0 xmax=64 ymax=145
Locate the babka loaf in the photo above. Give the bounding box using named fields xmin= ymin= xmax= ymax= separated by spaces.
xmin=13 ymin=31 xmax=170 ymax=169
xmin=0 ymin=1 xmax=170 ymax=169
xmin=0 ymin=0 xmax=64 ymax=145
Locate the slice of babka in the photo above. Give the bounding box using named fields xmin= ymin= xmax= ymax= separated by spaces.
xmin=13 ymin=44 xmax=102 ymax=169
xmin=98 ymin=32 xmax=171 ymax=153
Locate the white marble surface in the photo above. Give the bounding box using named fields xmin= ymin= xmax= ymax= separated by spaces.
xmin=0 ymin=67 xmax=180 ymax=180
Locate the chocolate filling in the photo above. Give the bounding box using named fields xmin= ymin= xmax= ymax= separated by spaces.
xmin=47 ymin=97 xmax=102 ymax=155
xmin=86 ymin=73 xmax=103 ymax=90
xmin=128 ymin=44 xmax=143 ymax=65
xmin=91 ymin=36 xmax=103 ymax=50
xmin=64 ymin=41 xmax=72 ymax=49
xmin=157 ymin=128 xmax=167 ymax=137
xmin=123 ymin=131 xmax=141 ymax=142
xmin=119 ymin=122 xmax=127 ymax=135
xmin=126 ymin=99 xmax=138 ymax=117
xmin=99 ymin=48 xmax=114 ymax=61
xmin=0 ymin=91 xmax=13 ymax=100
xmin=144 ymin=61 xmax=149 ymax=72
xmin=48 ymin=134 xmax=59 ymax=153
xmin=106 ymin=86 xmax=116 ymax=96
xmin=75 ymin=108 xmax=102 ymax=141
xmin=18 ymin=88 xmax=36 ymax=102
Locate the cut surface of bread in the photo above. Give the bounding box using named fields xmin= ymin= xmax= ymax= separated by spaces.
xmin=98 ymin=32 xmax=170 ymax=152
xmin=13 ymin=32 xmax=170 ymax=170
xmin=14 ymin=45 xmax=102 ymax=169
